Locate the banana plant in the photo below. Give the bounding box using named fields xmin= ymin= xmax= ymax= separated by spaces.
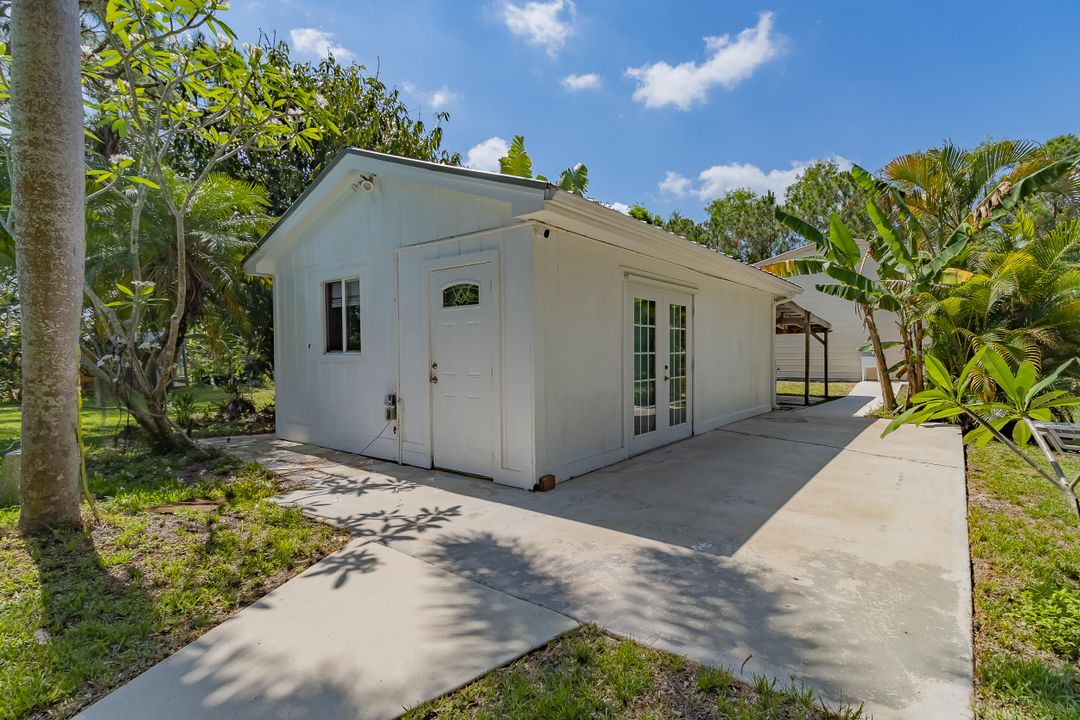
xmin=855 ymin=163 xmax=971 ymax=396
xmin=773 ymin=209 xmax=901 ymax=410
xmin=498 ymin=135 xmax=534 ymax=178
xmin=854 ymin=157 xmax=1079 ymax=396
xmin=498 ymin=135 xmax=590 ymax=196
xmin=553 ymin=163 xmax=589 ymax=196
xmin=772 ymin=156 xmax=1080 ymax=408
xmin=883 ymin=348 xmax=1080 ymax=517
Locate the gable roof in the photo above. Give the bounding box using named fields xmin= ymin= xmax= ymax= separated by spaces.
xmin=244 ymin=148 xmax=800 ymax=298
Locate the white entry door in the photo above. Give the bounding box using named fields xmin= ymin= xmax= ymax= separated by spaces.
xmin=628 ymin=284 xmax=693 ymax=454
xmin=429 ymin=263 xmax=498 ymax=477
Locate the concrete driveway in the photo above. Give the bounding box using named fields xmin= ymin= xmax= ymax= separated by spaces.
xmin=81 ymin=383 xmax=972 ymax=720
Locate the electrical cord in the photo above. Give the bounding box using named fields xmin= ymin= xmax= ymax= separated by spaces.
xmin=358 ymin=418 xmax=393 ymax=457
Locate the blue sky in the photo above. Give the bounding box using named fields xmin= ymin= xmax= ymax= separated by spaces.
xmin=223 ymin=1 xmax=1080 ymax=220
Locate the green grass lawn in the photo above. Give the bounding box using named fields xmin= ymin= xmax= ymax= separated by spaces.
xmin=0 ymin=452 xmax=348 ymax=719
xmin=404 ymin=626 xmax=865 ymax=720
xmin=967 ymin=443 xmax=1080 ymax=719
xmin=0 ymin=384 xmax=350 ymax=719
xmin=776 ymin=380 xmax=856 ymax=398
xmin=0 ymin=383 xmax=275 ymax=453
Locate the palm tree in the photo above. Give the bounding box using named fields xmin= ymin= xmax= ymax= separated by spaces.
xmin=882 ymin=139 xmax=1078 ymax=249
xmin=927 ymin=212 xmax=1080 ymax=397
xmin=87 ymin=171 xmax=272 ymax=334
xmin=82 ymin=172 xmax=274 ymax=446
xmin=856 ymin=152 xmax=1077 ymax=396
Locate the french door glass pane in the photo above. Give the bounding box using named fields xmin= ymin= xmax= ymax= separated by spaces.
xmin=669 ymin=303 xmax=687 ymax=426
xmin=345 ymin=279 xmax=362 ymax=352
xmin=633 ymin=298 xmax=656 ymax=436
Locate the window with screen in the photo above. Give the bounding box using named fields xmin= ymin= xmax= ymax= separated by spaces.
xmin=324 ymin=278 xmax=361 ymax=353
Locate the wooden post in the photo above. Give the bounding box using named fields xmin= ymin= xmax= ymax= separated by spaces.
xmin=804 ymin=309 xmax=811 ymax=406
xmin=823 ymin=330 xmax=829 ymax=399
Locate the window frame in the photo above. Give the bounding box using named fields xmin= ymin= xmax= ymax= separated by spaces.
xmin=322 ymin=276 xmax=363 ymax=355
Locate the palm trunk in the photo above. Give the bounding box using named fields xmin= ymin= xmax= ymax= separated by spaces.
xmin=864 ymin=307 xmax=897 ymax=411
xmin=11 ymin=0 xmax=86 ymax=532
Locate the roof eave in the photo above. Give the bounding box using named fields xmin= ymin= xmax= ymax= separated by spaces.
xmin=532 ymin=191 xmax=802 ymax=298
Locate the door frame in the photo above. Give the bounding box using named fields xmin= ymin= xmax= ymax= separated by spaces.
xmin=622 ymin=272 xmax=696 ymax=455
xmin=423 ymin=249 xmax=502 ymax=475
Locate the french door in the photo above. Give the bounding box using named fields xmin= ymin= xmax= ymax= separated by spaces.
xmin=627 ymin=284 xmax=693 ymax=454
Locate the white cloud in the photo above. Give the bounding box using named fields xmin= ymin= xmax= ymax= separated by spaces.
xmin=561 ymin=72 xmax=602 ymax=91
xmin=605 ymin=201 xmax=631 ymax=214
xmin=502 ymin=0 xmax=575 ymax=58
xmin=402 ymin=82 xmax=461 ymax=110
xmin=289 ymin=28 xmax=354 ymax=62
xmin=659 ymin=171 xmax=692 ymax=197
xmin=466 ymin=137 xmax=510 ymax=173
xmin=626 ymin=12 xmax=782 ymax=110
xmin=663 ymin=156 xmax=852 ymax=201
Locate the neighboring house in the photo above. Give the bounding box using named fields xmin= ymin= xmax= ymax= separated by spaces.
xmin=755 ymin=241 xmax=903 ymax=381
xmin=244 ymin=149 xmax=801 ymax=489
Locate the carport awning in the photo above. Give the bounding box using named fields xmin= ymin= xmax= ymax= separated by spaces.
xmin=775 ymin=300 xmax=831 ymax=335
xmin=774 ymin=300 xmax=832 ymax=406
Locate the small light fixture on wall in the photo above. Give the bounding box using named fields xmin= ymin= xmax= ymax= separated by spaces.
xmin=352 ymin=175 xmax=375 ymax=192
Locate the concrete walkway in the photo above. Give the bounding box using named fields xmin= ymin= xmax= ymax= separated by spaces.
xmin=77 ymin=535 xmax=576 ymax=720
xmin=80 ymin=383 xmax=972 ymax=719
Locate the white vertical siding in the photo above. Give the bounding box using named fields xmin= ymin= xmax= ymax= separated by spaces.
xmin=270 ymin=177 xmax=521 ymax=468
xmin=533 ymin=227 xmax=775 ymax=482
xmin=265 ymin=166 xmax=781 ymax=491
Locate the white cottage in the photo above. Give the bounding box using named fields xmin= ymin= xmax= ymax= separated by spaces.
xmin=244 ymin=149 xmax=802 ymax=489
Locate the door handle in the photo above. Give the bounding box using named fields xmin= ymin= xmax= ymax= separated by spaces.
xmin=430 ymin=376 xmax=438 ymax=384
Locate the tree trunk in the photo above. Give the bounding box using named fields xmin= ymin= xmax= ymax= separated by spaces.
xmin=11 ymin=0 xmax=86 ymax=532
xmin=143 ymin=393 xmax=199 ymax=453
xmin=864 ymin=308 xmax=897 ymax=411
xmin=913 ymin=319 xmax=926 ymax=394
xmin=79 ymin=355 xmax=200 ymax=454
xmin=899 ymin=321 xmax=915 ymax=408
xmin=127 ymin=402 xmax=198 ymax=453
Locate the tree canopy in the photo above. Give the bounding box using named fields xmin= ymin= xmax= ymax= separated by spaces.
xmin=172 ymin=46 xmax=460 ymax=214
xmin=624 ymin=159 xmax=873 ymax=264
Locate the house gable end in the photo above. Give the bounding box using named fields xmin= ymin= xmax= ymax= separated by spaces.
xmin=245 ymin=149 xmax=548 ymax=275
